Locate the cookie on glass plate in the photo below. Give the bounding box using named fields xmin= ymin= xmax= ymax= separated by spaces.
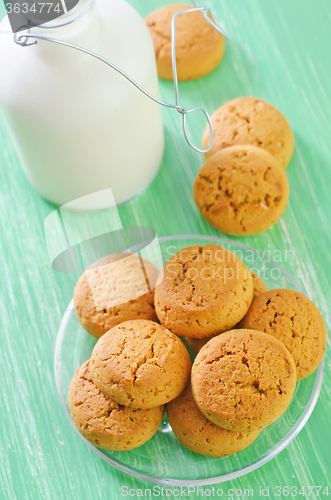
xmin=89 ymin=320 xmax=191 ymax=409
xmin=155 ymin=243 xmax=254 ymax=338
xmin=242 ymin=289 xmax=327 ymax=380
xmin=167 ymin=382 xmax=260 ymax=457
xmin=74 ymin=253 xmax=159 ymax=339
xmin=68 ymin=361 xmax=165 ymax=451
xmin=184 ymin=271 xmax=268 ymax=352
xmin=191 ymin=329 xmax=297 ymax=433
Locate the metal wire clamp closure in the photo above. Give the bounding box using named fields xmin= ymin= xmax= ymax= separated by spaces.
xmin=13 ymin=1 xmax=226 ymax=154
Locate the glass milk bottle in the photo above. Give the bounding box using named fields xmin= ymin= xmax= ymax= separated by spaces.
xmin=0 ymin=0 xmax=164 ymax=209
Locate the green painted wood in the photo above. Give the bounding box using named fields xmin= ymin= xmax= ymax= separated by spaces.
xmin=0 ymin=0 xmax=330 ymax=498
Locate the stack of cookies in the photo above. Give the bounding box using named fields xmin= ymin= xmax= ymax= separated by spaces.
xmin=145 ymin=6 xmax=294 ymax=236
xmin=68 ymin=319 xmax=191 ymax=451
xmin=154 ymin=243 xmax=326 ymax=456
xmin=194 ymin=96 xmax=294 ymax=236
xmin=69 ymin=244 xmax=326 ymax=457
xmin=168 ymin=329 xmax=296 ymax=456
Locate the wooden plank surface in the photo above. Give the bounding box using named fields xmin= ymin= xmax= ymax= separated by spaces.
xmin=0 ymin=0 xmax=330 ymax=498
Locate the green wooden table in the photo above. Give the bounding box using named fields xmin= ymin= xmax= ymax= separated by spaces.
xmin=1 ymin=0 xmax=330 ymax=498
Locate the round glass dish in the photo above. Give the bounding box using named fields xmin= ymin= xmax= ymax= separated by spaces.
xmin=54 ymin=235 xmax=324 ymax=486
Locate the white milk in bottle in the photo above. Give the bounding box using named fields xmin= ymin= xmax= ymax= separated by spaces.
xmin=0 ymin=0 xmax=164 ymax=209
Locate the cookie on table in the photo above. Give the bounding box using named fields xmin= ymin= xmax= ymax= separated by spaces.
xmin=154 ymin=244 xmax=254 ymax=338
xmin=145 ymin=4 xmax=225 ymax=81
xmin=202 ymin=97 xmax=294 ymax=168
xmin=89 ymin=320 xmax=191 ymax=409
xmin=191 ymin=329 xmax=297 ymax=433
xmin=242 ymin=289 xmax=327 ymax=380
xmin=184 ymin=271 xmax=268 ymax=352
xmin=194 ymin=145 xmax=289 ymax=236
xmin=167 ymin=383 xmax=260 ymax=457
xmin=68 ymin=361 xmax=165 ymax=451
xmin=74 ymin=253 xmax=159 ymax=339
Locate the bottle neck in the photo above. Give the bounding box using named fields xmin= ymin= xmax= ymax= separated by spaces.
xmin=30 ymin=0 xmax=99 ymax=59
xmin=36 ymin=0 xmax=95 ymax=31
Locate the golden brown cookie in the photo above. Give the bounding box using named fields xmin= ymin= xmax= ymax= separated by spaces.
xmin=68 ymin=360 xmax=165 ymax=451
xmin=184 ymin=271 xmax=268 ymax=351
xmin=242 ymin=289 xmax=327 ymax=380
xmin=74 ymin=253 xmax=159 ymax=339
xmin=191 ymin=329 xmax=297 ymax=432
xmin=89 ymin=320 xmax=191 ymax=409
xmin=145 ymin=4 xmax=225 ymax=81
xmin=194 ymin=145 xmax=289 ymax=236
xmin=167 ymin=383 xmax=260 ymax=457
xmin=202 ymin=97 xmax=294 ymax=168
xmin=155 ymin=244 xmax=254 ymax=338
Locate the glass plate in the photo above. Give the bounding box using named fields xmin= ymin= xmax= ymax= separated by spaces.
xmin=54 ymin=235 xmax=324 ymax=486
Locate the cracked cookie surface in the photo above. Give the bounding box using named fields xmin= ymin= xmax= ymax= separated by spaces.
xmin=184 ymin=271 xmax=268 ymax=351
xmin=89 ymin=320 xmax=191 ymax=409
xmin=194 ymin=145 xmax=289 ymax=236
xmin=145 ymin=3 xmax=225 ymax=81
xmin=154 ymin=244 xmax=254 ymax=338
xmin=68 ymin=360 xmax=165 ymax=450
xmin=202 ymin=97 xmax=294 ymax=168
xmin=242 ymin=289 xmax=327 ymax=380
xmin=74 ymin=253 xmax=159 ymax=339
xmin=191 ymin=329 xmax=297 ymax=432
xmin=167 ymin=382 xmax=260 ymax=457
